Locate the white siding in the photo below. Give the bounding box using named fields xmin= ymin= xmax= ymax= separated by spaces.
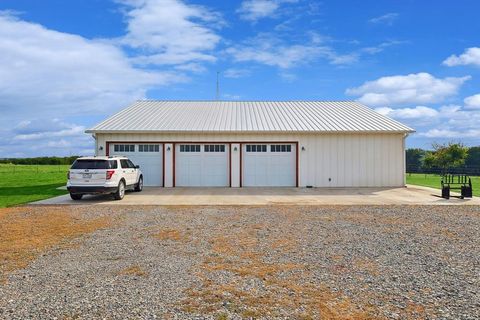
xmin=231 ymin=143 xmax=240 ymax=187
xmin=95 ymin=132 xmax=406 ymax=187
xmin=164 ymin=143 xmax=173 ymax=187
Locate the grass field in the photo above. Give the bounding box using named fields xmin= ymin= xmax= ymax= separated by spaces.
xmin=406 ymin=173 xmax=480 ymax=197
xmin=0 ymin=164 xmax=70 ymax=207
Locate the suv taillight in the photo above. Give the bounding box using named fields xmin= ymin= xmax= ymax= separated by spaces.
xmin=67 ymin=171 xmax=70 ymax=180
xmin=106 ymin=170 xmax=115 ymax=180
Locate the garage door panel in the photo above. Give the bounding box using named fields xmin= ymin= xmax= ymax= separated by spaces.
xmin=128 ymin=156 xmax=160 ymax=186
xmin=176 ymin=144 xmax=229 ymax=187
xmin=110 ymin=143 xmax=163 ymax=186
xmin=243 ymin=144 xmax=295 ymax=187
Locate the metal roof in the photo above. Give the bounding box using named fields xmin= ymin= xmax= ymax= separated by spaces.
xmin=86 ymin=100 xmax=414 ymax=133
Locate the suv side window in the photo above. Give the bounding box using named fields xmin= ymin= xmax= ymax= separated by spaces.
xmin=120 ymin=160 xmax=130 ymax=168
xmin=127 ymin=160 xmax=136 ymax=168
xmin=109 ymin=160 xmax=118 ymax=169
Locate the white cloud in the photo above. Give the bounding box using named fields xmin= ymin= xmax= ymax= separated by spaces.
xmin=238 ymin=0 xmax=278 ymax=21
xmin=1 ymin=119 xmax=94 ymax=157
xmin=0 ymin=11 xmax=184 ymax=157
xmin=420 ymin=128 xmax=480 ymax=138
xmin=369 ymin=13 xmax=399 ymax=25
xmin=375 ymin=106 xmax=439 ymax=119
xmin=279 ymin=72 xmax=297 ymax=82
xmin=331 ymin=54 xmax=358 ymax=65
xmin=346 ymin=72 xmax=470 ymax=107
xmin=46 ymin=139 xmax=77 ymax=148
xmin=0 ymin=1 xmax=226 ymax=157
xmin=237 ymin=0 xmax=298 ymax=22
xmin=224 ymin=68 xmax=251 ymax=78
xmin=443 ymin=47 xmax=480 ymax=67
xmin=0 ymin=12 xmax=180 ymax=119
xmin=118 ymin=0 xmax=223 ymax=65
xmin=438 ymin=104 xmax=463 ymax=117
xmin=440 ymin=105 xmax=480 ymax=130
xmin=464 ymin=94 xmax=480 ymax=109
xmin=222 ymin=93 xmax=241 ymax=100
xmin=12 ymin=119 xmax=85 ymax=141
xmin=376 ymin=103 xmax=480 ymax=140
xmin=361 ymin=40 xmax=407 ymax=54
xmin=226 ymin=33 xmax=357 ymax=69
xmin=226 ymin=44 xmax=326 ymax=68
xmin=224 ymin=32 xmax=400 ymax=73
xmin=174 ymin=63 xmax=207 ymax=73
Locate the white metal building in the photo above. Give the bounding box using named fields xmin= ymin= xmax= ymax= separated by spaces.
xmin=86 ymin=101 xmax=414 ymax=187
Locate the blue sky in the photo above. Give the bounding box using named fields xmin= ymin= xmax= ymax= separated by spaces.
xmin=0 ymin=0 xmax=479 ymax=157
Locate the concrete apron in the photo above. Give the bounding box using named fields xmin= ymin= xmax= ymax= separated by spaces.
xmin=32 ymin=185 xmax=480 ymax=206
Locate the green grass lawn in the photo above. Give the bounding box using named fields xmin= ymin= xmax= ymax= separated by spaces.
xmin=0 ymin=164 xmax=70 ymax=207
xmin=406 ymin=173 xmax=480 ymax=197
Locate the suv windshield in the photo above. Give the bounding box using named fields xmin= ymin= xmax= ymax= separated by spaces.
xmin=71 ymin=160 xmax=117 ymax=170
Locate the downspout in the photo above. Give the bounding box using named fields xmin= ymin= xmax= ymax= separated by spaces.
xmin=403 ymin=133 xmax=409 ymax=187
xmin=91 ymin=133 xmax=97 ymax=156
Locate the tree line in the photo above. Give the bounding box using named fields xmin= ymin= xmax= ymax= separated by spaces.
xmin=0 ymin=156 xmax=79 ymax=165
xmin=407 ymin=143 xmax=480 ymax=175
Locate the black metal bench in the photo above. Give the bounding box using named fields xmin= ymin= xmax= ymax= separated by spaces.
xmin=441 ymin=174 xmax=473 ymax=199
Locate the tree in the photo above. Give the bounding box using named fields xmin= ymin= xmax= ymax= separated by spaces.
xmin=406 ymin=148 xmax=426 ymax=171
xmin=423 ymin=142 xmax=468 ymax=173
xmin=0 ymin=156 xmax=80 ymax=165
xmin=465 ymin=146 xmax=480 ymax=168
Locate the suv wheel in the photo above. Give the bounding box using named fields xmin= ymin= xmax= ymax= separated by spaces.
xmin=135 ymin=176 xmax=143 ymax=192
xmin=114 ymin=180 xmax=125 ymax=200
xmin=70 ymin=193 xmax=83 ymax=200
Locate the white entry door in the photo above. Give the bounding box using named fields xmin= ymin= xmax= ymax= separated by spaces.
xmin=109 ymin=143 xmax=163 ymax=186
xmin=243 ymin=144 xmax=296 ymax=187
xmin=176 ymin=144 xmax=229 ymax=187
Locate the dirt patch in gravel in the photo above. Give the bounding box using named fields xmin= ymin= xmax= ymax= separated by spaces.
xmin=178 ymin=206 xmax=376 ymax=319
xmin=184 ymin=235 xmax=371 ymax=319
xmin=0 ymin=206 xmax=110 ymax=278
xmin=155 ymin=228 xmax=186 ymax=241
xmin=117 ymin=265 xmax=148 ymax=277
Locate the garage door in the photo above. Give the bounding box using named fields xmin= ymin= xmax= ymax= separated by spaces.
xmin=243 ymin=144 xmax=296 ymax=187
xmin=109 ymin=143 xmax=163 ymax=186
xmin=176 ymin=144 xmax=229 ymax=186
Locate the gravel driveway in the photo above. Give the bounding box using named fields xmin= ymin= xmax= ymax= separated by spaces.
xmin=1 ymin=205 xmax=479 ymax=319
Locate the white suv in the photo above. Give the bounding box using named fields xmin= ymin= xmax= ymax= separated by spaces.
xmin=67 ymin=156 xmax=143 ymax=200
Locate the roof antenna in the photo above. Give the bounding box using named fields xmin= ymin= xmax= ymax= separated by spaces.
xmin=216 ymin=71 xmax=220 ymax=100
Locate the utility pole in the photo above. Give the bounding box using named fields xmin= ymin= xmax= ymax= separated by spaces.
xmin=216 ymin=71 xmax=220 ymax=100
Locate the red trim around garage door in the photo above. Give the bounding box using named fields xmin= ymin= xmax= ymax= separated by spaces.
xmin=228 ymin=144 xmax=232 ymax=188
xmin=162 ymin=144 xmax=166 ymax=187
xmin=239 ymin=143 xmax=243 ymax=188
xmin=296 ymin=141 xmax=299 ymax=187
xmin=172 ymin=143 xmax=176 ymax=187
xmin=105 ymin=141 xmax=298 ymax=188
